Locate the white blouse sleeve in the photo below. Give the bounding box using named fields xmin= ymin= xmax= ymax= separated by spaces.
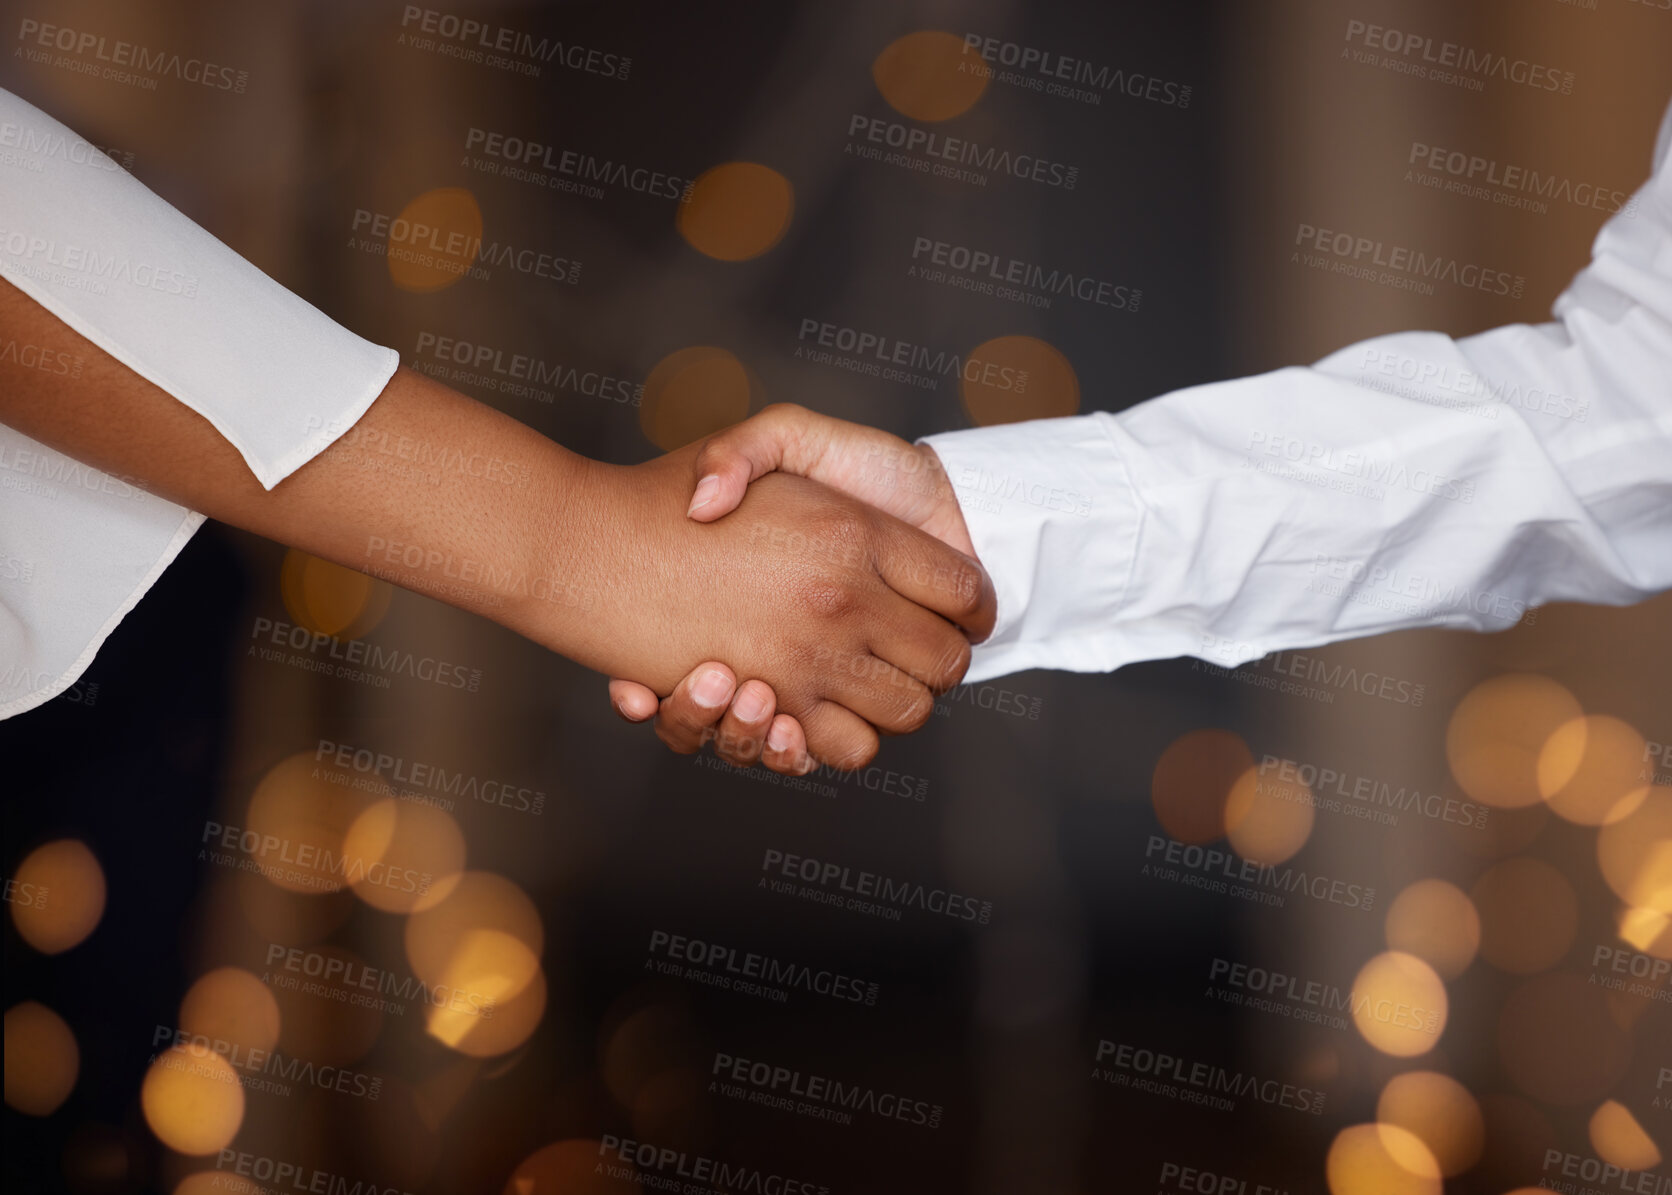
xmin=0 ymin=87 xmax=399 ymax=718
xmin=924 ymin=99 xmax=1672 ymax=684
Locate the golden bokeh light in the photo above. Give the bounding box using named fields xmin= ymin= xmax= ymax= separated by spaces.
xmin=1617 ymin=905 xmax=1672 ymax=957
xmin=1598 ymin=786 xmax=1672 ymax=912
xmin=279 ymin=549 xmax=393 ymax=641
xmin=1537 ymin=715 xmax=1651 ymax=825
xmin=179 ymin=968 xmax=281 ymax=1056
xmin=1149 ymin=729 xmax=1253 ymax=844
xmin=3 ymin=1001 xmax=78 ymax=1116
xmin=386 ymin=186 xmax=482 ymax=293
xmin=1471 ymin=857 xmax=1577 ymax=974
xmin=1446 ymin=674 xmax=1582 ymax=808
xmin=871 ymin=31 xmax=990 ymax=122
xmin=9 ymin=838 xmax=106 ymax=954
xmin=959 ymin=334 xmax=1080 ymax=427
xmin=1376 ymin=1072 xmax=1483 ymax=1177
xmin=676 ymin=162 xmax=793 ymax=261
xmin=341 ymin=799 xmax=466 ymax=914
xmin=1497 ymin=973 xmax=1632 ymax=1105
xmin=1224 ymin=765 xmax=1314 ymax=865
xmin=639 ymin=346 xmax=753 ymax=451
xmin=245 ymin=752 xmax=376 ymax=895
xmin=141 ymin=1043 xmax=245 ymax=1155
xmin=1384 ymin=879 xmax=1480 ymax=979
xmin=502 ymin=1139 xmax=639 ymax=1195
xmin=406 ymin=871 xmax=544 ymax=1021
xmin=1349 ymin=952 xmax=1447 ymax=1057
xmin=428 ymin=954 xmax=546 ymax=1057
xmin=1325 ymin=1123 xmax=1441 ymax=1195
xmin=1589 ymin=1100 xmax=1662 ymax=1170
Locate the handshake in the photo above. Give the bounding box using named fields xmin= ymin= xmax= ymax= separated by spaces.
xmin=582 ymin=404 xmax=991 ymax=775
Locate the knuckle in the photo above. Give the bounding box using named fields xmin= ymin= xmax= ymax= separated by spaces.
xmin=793 ymin=577 xmax=859 ymax=620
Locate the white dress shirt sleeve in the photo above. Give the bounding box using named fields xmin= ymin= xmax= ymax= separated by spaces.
xmin=1 ymin=87 xmax=399 ymax=718
xmin=925 ymin=100 xmax=1672 ymax=685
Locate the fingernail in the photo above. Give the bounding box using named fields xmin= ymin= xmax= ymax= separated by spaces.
xmin=692 ymin=669 xmax=733 ymax=709
xmin=767 ymin=720 xmax=793 ymax=752
xmin=732 ymin=687 xmax=768 ymax=722
xmin=687 ymin=474 xmax=721 ymax=516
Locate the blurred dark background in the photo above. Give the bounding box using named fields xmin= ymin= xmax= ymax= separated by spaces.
xmin=3 ymin=2 xmax=1669 ymax=1193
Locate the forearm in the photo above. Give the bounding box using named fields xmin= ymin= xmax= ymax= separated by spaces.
xmin=0 ymin=278 xmax=603 ymax=662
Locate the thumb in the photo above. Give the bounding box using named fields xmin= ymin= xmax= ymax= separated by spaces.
xmin=686 ymin=403 xmax=823 ymax=522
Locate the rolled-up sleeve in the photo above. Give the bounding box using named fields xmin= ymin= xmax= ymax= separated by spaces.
xmin=0 ymin=87 xmax=399 ymax=718
xmin=926 ymin=98 xmax=1672 ymax=685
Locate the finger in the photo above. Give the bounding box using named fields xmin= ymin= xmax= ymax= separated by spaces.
xmin=687 ymin=403 xmax=831 ymax=521
xmin=713 ymin=680 xmax=776 ymax=767
xmin=609 ymin=678 xmax=661 ymax=722
xmin=815 ymin=651 xmax=937 ymax=738
xmin=868 ymin=599 xmax=973 ymax=696
xmin=872 ymin=518 xmax=997 ymax=642
xmin=762 ymin=715 xmax=811 ymax=775
xmin=798 ymin=700 xmax=881 ymax=772
xmin=652 ymin=664 xmax=736 ymax=754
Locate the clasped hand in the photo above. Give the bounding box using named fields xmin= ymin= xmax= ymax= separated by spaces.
xmin=598 ymin=406 xmax=982 ymax=774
